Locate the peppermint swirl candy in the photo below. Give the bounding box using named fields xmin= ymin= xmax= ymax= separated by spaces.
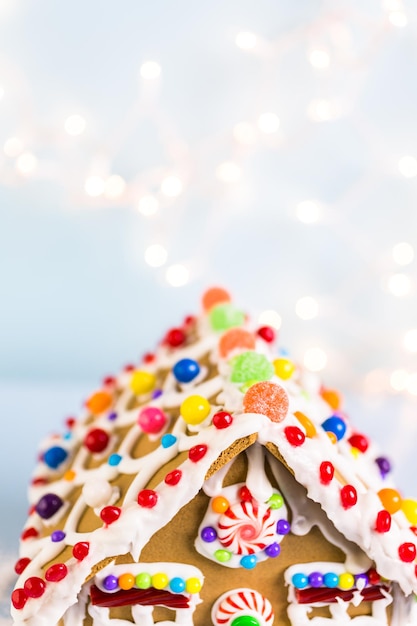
xmin=217 ymin=501 xmax=276 ymax=555
xmin=212 ymin=587 xmax=274 ymax=626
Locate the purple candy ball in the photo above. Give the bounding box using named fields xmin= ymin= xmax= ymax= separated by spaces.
xmin=277 ymin=519 xmax=290 ymax=535
xmin=201 ymin=526 xmax=217 ymax=542
xmin=35 ymin=493 xmax=63 ymax=519
xmin=355 ymin=573 xmax=369 ymax=588
xmin=152 ymin=389 xmax=163 ymax=399
xmin=265 ymin=542 xmax=281 ymax=558
xmin=51 ymin=530 xmax=66 ymax=542
xmin=375 ymin=456 xmax=391 ymax=478
xmin=103 ymin=575 xmax=118 ymax=591
xmin=308 ymin=571 xmax=323 ymax=588
xmin=107 ymin=412 xmax=118 ymax=421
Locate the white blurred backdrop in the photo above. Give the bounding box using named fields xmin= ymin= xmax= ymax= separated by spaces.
xmin=1 ymin=0 xmax=417 ymax=572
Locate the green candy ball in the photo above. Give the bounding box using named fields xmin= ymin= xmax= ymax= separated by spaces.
xmin=231 ymin=616 xmax=261 ymax=626
xmin=209 ymin=303 xmax=245 ymax=332
xmin=231 ymin=351 xmax=274 ymax=383
xmin=214 ymin=549 xmax=232 ymax=563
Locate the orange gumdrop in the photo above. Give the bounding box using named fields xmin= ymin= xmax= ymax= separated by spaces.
xmin=243 ymin=381 xmax=289 ymax=423
xmin=320 ymin=388 xmax=342 ymax=410
xmin=218 ymin=328 xmax=256 ymax=358
xmin=378 ymin=488 xmax=402 ymax=514
xmin=85 ymin=391 xmax=113 ymax=415
xmin=202 ymin=287 xmax=231 ymax=312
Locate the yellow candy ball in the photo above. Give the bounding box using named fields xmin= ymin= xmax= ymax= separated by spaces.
xmin=211 ymin=496 xmax=230 ymax=514
xmin=180 ymin=395 xmax=211 ymax=425
xmin=118 ymin=573 xmax=135 ymax=590
xmin=130 ymin=371 xmax=156 ymax=395
xmin=273 ymin=358 xmax=295 ymax=380
xmin=152 ymin=573 xmax=169 ymax=589
xmin=338 ymin=573 xmax=354 ymax=590
xmin=294 ymin=411 xmax=316 ymax=438
xmin=401 ymin=499 xmax=417 ymax=524
xmin=186 ymin=577 xmax=202 ymax=593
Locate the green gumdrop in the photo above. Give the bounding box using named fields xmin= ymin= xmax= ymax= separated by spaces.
xmin=231 ymin=617 xmax=261 ymax=626
xmin=231 ymin=351 xmax=274 ymax=383
xmin=209 ymin=303 xmax=245 ymax=332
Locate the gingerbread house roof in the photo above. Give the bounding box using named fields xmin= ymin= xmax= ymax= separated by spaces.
xmin=11 ymin=288 xmax=417 ymax=625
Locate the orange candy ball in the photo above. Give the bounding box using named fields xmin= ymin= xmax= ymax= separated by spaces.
xmin=243 ymin=381 xmax=289 ymax=423
xmin=218 ymin=328 xmax=256 ymax=358
xmin=378 ymin=488 xmax=402 ymax=514
xmin=211 ymin=496 xmax=230 ymax=514
xmin=202 ymin=287 xmax=231 ymax=312
xmin=85 ymin=391 xmax=113 ymax=415
xmin=118 ymin=573 xmax=135 ymax=590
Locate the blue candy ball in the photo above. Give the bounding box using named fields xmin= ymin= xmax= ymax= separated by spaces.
xmin=292 ymin=573 xmax=308 ymax=589
xmin=321 ymin=415 xmax=346 ymax=441
xmin=43 ymin=446 xmax=68 ymax=469
xmin=323 ymin=572 xmax=339 ymax=588
xmin=173 ymin=358 xmax=200 ymax=383
xmin=169 ymin=577 xmax=185 ymax=593
xmin=240 ymin=555 xmax=257 ymax=569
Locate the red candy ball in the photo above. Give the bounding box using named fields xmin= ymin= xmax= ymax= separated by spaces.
xmin=11 ymin=588 xmax=27 ymax=610
xmin=24 ymin=577 xmax=46 ymax=598
xmin=142 ymin=352 xmax=155 ymax=364
xmin=340 ymin=485 xmax=358 ymax=509
xmin=238 ymin=486 xmax=253 ymax=502
xmin=375 ymin=510 xmax=391 ymax=533
xmin=45 ymin=563 xmax=68 ymax=582
xmin=319 ymin=461 xmax=334 ymax=485
xmin=368 ymin=568 xmax=381 ymax=585
xmin=348 ymin=433 xmax=369 ymax=453
xmin=165 ymin=328 xmax=186 ymax=348
xmin=100 ymin=506 xmax=121 ymax=525
xmin=284 ymin=426 xmax=306 ymax=447
xmin=15 ymin=558 xmax=31 ymax=575
xmin=257 ymin=326 xmax=276 ymax=343
xmin=189 ymin=444 xmax=208 ymax=462
xmin=84 ymin=428 xmax=110 ymax=453
xmin=72 ymin=542 xmax=90 ymax=560
xmin=212 ymin=411 xmax=233 ymax=429
xmin=164 ymin=469 xmax=182 ymax=486
xmin=399 ymin=542 xmax=417 ymax=563
xmin=137 ymin=489 xmax=158 ymax=508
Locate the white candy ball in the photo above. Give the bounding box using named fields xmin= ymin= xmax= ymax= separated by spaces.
xmin=82 ymin=479 xmax=113 ymax=508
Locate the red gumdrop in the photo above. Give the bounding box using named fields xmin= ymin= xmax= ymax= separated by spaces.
xmin=399 ymin=542 xmax=417 ymax=562
xmin=348 ymin=433 xmax=369 ymax=453
xmin=212 ymin=411 xmax=233 ymax=429
xmin=284 ymin=426 xmax=306 ymax=447
xmin=238 ymin=486 xmax=253 ymax=502
xmin=137 ymin=489 xmax=158 ymax=508
xmin=45 ymin=563 xmax=68 ymax=582
xmin=165 ymin=328 xmax=186 ymax=348
xmin=340 ymin=485 xmax=358 ymax=509
xmin=11 ymin=588 xmax=27 ymax=610
xmin=24 ymin=577 xmax=46 ymax=598
xmin=257 ymin=326 xmax=276 ymax=343
xmin=84 ymin=428 xmax=110 ymax=453
xmin=21 ymin=528 xmax=38 ymax=541
xmin=100 ymin=506 xmax=121 ymax=525
xmin=164 ymin=469 xmax=182 ymax=486
xmin=189 ymin=444 xmax=208 ymax=462
xmin=72 ymin=542 xmax=90 ymax=560
xmin=375 ymin=510 xmax=391 ymax=533
xmin=319 ymin=461 xmax=334 ymax=485
xmin=15 ymin=558 xmax=31 ymax=575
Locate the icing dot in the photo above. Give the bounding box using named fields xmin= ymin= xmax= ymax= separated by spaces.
xmin=84 ymin=428 xmax=110 ymax=454
xmin=375 ymin=456 xmax=391 ymax=478
xmin=72 ymin=542 xmax=89 ymax=560
xmin=100 ymin=506 xmax=121 ymax=525
xmin=181 ymin=395 xmax=211 ymax=425
xmin=292 ymin=573 xmax=308 ymax=589
xmin=201 ymin=526 xmax=217 ymax=542
xmin=119 ymin=573 xmax=135 ymax=590
xmin=401 ymin=499 xmax=417 ymax=524
xmin=210 ymin=303 xmax=245 ymax=332
xmin=137 ymin=489 xmax=158 ymax=508
xmin=161 ymin=434 xmax=177 ymax=448
xmin=239 ymin=486 xmax=253 ymax=502
xmin=24 ymin=577 xmax=46 ymax=598
xmin=86 ymin=391 xmax=113 ymax=415
xmin=243 ymin=381 xmax=289 ymax=422
xmin=294 ymin=411 xmax=316 ymax=438
xmin=11 ymin=589 xmax=27 ymax=610
xmin=399 ymin=542 xmax=416 ymax=562
xmin=231 ymin=351 xmax=274 ymax=384
xmin=340 ymin=485 xmax=358 ymax=509
xmin=213 ymin=411 xmax=233 ymax=429
xmin=338 ymin=573 xmax=355 ymax=590
xmin=138 ymin=407 xmax=167 ymax=434
xmin=108 ymin=453 xmax=122 ymax=466
xmin=257 ymin=326 xmax=276 ymax=343
xmin=348 ymin=433 xmax=369 ymax=453
xmin=173 ymin=358 xmax=200 ymax=383
xmin=323 ymin=572 xmax=339 ymax=588
xmin=21 ymin=527 xmax=38 ymax=540
xmin=320 ymin=388 xmax=342 ymax=410
xmin=219 ymin=328 xmax=256 ymax=358
xmin=319 ymin=461 xmax=334 ymax=485
xmin=189 ymin=444 xmax=208 ymax=462
xmin=35 ymin=493 xmax=63 ymax=519
xmin=240 ymin=554 xmax=257 ymax=569
xmin=212 ymin=496 xmax=229 ymax=514
xmin=186 ymin=577 xmax=202 ymax=593
xmin=14 ymin=558 xmax=31 ymax=575
xmin=136 ymin=572 xmax=152 ymax=589
xmin=284 ymin=426 xmax=306 ymax=447
xmin=268 ymin=493 xmax=284 ymax=510
xmin=164 ymin=469 xmax=182 ymax=486
xmin=375 ymin=510 xmax=392 ymax=533
xmin=83 ymin=478 xmax=113 ymax=508
xmin=103 ymin=575 xmax=118 ymax=591
xmin=322 ymin=416 xmax=346 ymax=441
xmin=51 ymin=530 xmax=66 ymax=542
xmin=265 ymin=542 xmax=280 ymax=558
xmin=165 ymin=328 xmax=186 ymax=348
xmin=45 ymin=563 xmax=68 ymax=582
xmin=273 ymin=358 xmax=295 ymax=380
xmin=276 ymin=519 xmax=290 ymax=535
xmin=214 ymin=549 xmax=232 ymax=563
xmin=378 ymin=488 xmax=402 ymax=514
xmin=309 ymin=572 xmax=323 ymax=588
xmin=202 ymin=286 xmax=231 ymax=311
xmin=130 ymin=370 xmax=156 ymax=395
xmin=231 ymin=617 xmax=261 ymax=626
xmin=170 ymin=577 xmax=186 ymax=593
xmin=43 ymin=446 xmax=68 ymax=469
xmin=152 ymin=573 xmax=169 ymax=589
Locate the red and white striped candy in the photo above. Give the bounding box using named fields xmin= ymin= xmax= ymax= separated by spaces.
xmin=218 ymin=501 xmax=276 ymax=555
xmin=212 ymin=588 xmax=274 ymax=626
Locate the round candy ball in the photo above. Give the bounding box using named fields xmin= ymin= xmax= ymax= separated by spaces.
xmin=321 ymin=415 xmax=347 ymax=441
xmin=35 ymin=493 xmax=63 ymax=519
xmin=43 ymin=446 xmax=68 ymax=469
xmin=138 ymin=407 xmax=167 ymax=434
xmin=173 ymin=358 xmax=200 ymax=383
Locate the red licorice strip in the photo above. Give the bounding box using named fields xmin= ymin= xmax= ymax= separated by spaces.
xmin=90 ymin=585 xmax=190 ymax=609
xmin=295 ymin=584 xmax=390 ymax=605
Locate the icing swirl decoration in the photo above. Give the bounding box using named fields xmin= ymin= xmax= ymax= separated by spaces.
xmin=218 ymin=501 xmax=276 ymax=555
xmin=212 ymin=588 xmax=274 ymax=626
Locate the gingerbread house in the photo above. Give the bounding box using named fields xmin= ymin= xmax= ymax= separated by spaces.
xmin=11 ymin=287 xmax=417 ymax=626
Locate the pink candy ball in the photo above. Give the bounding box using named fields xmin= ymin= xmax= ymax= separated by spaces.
xmin=138 ymin=407 xmax=167 ymax=434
